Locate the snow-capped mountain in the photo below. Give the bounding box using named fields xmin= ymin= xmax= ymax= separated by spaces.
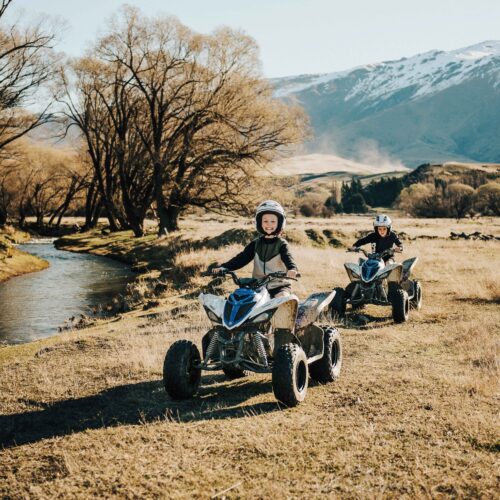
xmin=273 ymin=41 xmax=500 ymax=166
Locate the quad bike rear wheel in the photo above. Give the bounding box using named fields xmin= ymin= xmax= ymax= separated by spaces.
xmin=272 ymin=343 xmax=308 ymax=407
xmin=330 ymin=287 xmax=346 ymax=318
xmin=410 ymin=280 xmax=423 ymax=310
xmin=309 ymin=328 xmax=342 ymax=383
xmin=163 ymin=340 xmax=201 ymax=399
xmin=392 ymin=288 xmax=410 ymax=323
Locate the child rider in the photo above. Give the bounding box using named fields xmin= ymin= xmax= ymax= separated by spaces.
xmin=350 ymin=214 xmax=403 ymax=262
xmin=212 ymin=200 xmax=298 ymax=298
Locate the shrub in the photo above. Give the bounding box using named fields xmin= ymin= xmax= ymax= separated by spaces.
xmin=299 ymin=198 xmax=334 ymax=217
xmin=342 ymin=193 xmax=369 ymax=214
xmin=474 ymin=182 xmax=500 ymax=215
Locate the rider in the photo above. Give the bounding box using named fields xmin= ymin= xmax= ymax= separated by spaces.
xmin=350 ymin=214 xmax=403 ymax=262
xmin=212 ymin=200 xmax=298 ymax=297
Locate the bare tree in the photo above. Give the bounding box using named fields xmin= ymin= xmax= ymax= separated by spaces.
xmin=96 ymin=8 xmax=200 ymax=234
xmin=0 ymin=0 xmax=57 ymax=150
xmin=58 ymin=58 xmax=128 ymax=231
xmin=96 ymin=7 xmax=306 ymax=233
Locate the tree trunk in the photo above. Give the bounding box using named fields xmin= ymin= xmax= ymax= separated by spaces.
xmin=84 ymin=184 xmax=99 ymax=230
xmin=90 ymin=199 xmax=102 ymax=228
xmin=154 ymin=163 xmax=169 ymax=236
xmin=164 ymin=205 xmax=180 ymax=232
xmin=0 ymin=207 xmax=6 ymax=227
xmin=131 ymin=221 xmax=144 ymax=237
xmin=102 ymin=201 xmax=120 ymax=231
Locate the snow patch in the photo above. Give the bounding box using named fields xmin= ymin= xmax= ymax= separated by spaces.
xmin=273 ymin=40 xmax=500 ymax=103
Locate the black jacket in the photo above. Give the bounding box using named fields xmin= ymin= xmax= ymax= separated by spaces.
xmin=353 ymin=231 xmax=403 ymax=256
xmin=221 ymin=236 xmax=297 ymax=271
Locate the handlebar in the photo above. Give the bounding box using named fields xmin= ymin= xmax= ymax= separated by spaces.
xmin=203 ymin=269 xmax=300 ymax=286
xmin=347 ymin=248 xmax=394 ymax=259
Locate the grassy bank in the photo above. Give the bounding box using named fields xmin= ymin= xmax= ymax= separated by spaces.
xmin=0 ymin=226 xmax=49 ymax=282
xmin=1 ymin=215 xmax=499 ymax=497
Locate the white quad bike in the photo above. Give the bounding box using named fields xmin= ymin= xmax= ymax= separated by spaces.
xmin=163 ymin=271 xmax=342 ymax=407
xmin=330 ymin=248 xmax=423 ymax=323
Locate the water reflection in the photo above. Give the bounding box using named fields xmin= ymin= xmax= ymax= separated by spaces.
xmin=0 ymin=242 xmax=134 ymax=344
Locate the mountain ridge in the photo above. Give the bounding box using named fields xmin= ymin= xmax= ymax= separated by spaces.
xmin=272 ymin=41 xmax=500 ymax=167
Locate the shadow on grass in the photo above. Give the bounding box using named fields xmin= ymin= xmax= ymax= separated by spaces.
xmin=454 ymin=297 xmax=500 ymax=305
xmin=0 ymin=374 xmax=280 ymax=449
xmin=337 ymin=312 xmax=392 ymax=330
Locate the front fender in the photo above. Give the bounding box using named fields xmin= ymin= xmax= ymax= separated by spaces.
xmin=376 ymin=263 xmax=402 ymax=282
xmin=199 ymin=292 xmax=225 ymax=319
xmin=248 ymin=295 xmax=299 ymax=333
xmin=345 ymin=263 xmax=361 ymax=282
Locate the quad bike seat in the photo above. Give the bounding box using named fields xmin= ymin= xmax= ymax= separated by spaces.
xmin=296 ymin=291 xmax=335 ymax=330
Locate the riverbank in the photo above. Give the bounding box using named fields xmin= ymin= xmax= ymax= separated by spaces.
xmin=0 ymin=226 xmax=49 ymax=282
xmin=1 ymin=215 xmax=498 ymax=497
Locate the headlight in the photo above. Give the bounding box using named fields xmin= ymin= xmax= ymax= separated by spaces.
xmin=207 ymin=310 xmax=221 ymax=323
xmin=251 ymin=311 xmax=272 ymax=323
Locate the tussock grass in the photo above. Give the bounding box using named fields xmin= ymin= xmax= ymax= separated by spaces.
xmin=1 ymin=215 xmax=499 ymax=497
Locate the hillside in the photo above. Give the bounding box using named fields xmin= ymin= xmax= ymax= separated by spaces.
xmin=273 ymin=41 xmax=500 ymax=166
xmin=404 ymin=162 xmax=500 ymax=185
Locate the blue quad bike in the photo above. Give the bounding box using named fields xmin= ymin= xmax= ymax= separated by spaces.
xmin=330 ymin=248 xmax=423 ymax=323
xmin=163 ymin=271 xmax=343 ymax=407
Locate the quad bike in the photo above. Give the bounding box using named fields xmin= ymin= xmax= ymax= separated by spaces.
xmin=330 ymin=248 xmax=422 ymax=323
xmin=163 ymin=271 xmax=342 ymax=407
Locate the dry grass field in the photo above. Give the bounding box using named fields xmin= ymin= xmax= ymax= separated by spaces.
xmin=0 ymin=215 xmax=498 ymax=498
xmin=0 ymin=226 xmax=49 ymax=282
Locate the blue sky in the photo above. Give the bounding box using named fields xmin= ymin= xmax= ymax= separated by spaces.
xmin=11 ymin=0 xmax=500 ymax=77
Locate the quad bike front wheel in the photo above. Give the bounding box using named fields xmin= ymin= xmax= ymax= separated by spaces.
xmin=410 ymin=280 xmax=423 ymax=310
xmin=392 ymin=288 xmax=410 ymax=323
xmin=163 ymin=340 xmax=201 ymax=399
xmin=309 ymin=328 xmax=343 ymax=383
xmin=272 ymin=343 xmax=308 ymax=407
xmin=345 ymin=282 xmax=365 ymax=311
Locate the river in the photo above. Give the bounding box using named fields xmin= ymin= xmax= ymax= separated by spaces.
xmin=0 ymin=241 xmax=134 ymax=345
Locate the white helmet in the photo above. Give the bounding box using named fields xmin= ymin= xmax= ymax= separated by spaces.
xmin=374 ymin=214 xmax=392 ymax=230
xmin=255 ymin=200 xmax=286 ymax=235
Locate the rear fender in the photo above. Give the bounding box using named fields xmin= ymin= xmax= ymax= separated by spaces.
xmin=296 ymin=291 xmax=335 ymax=330
xmin=297 ymin=324 xmax=324 ymax=362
